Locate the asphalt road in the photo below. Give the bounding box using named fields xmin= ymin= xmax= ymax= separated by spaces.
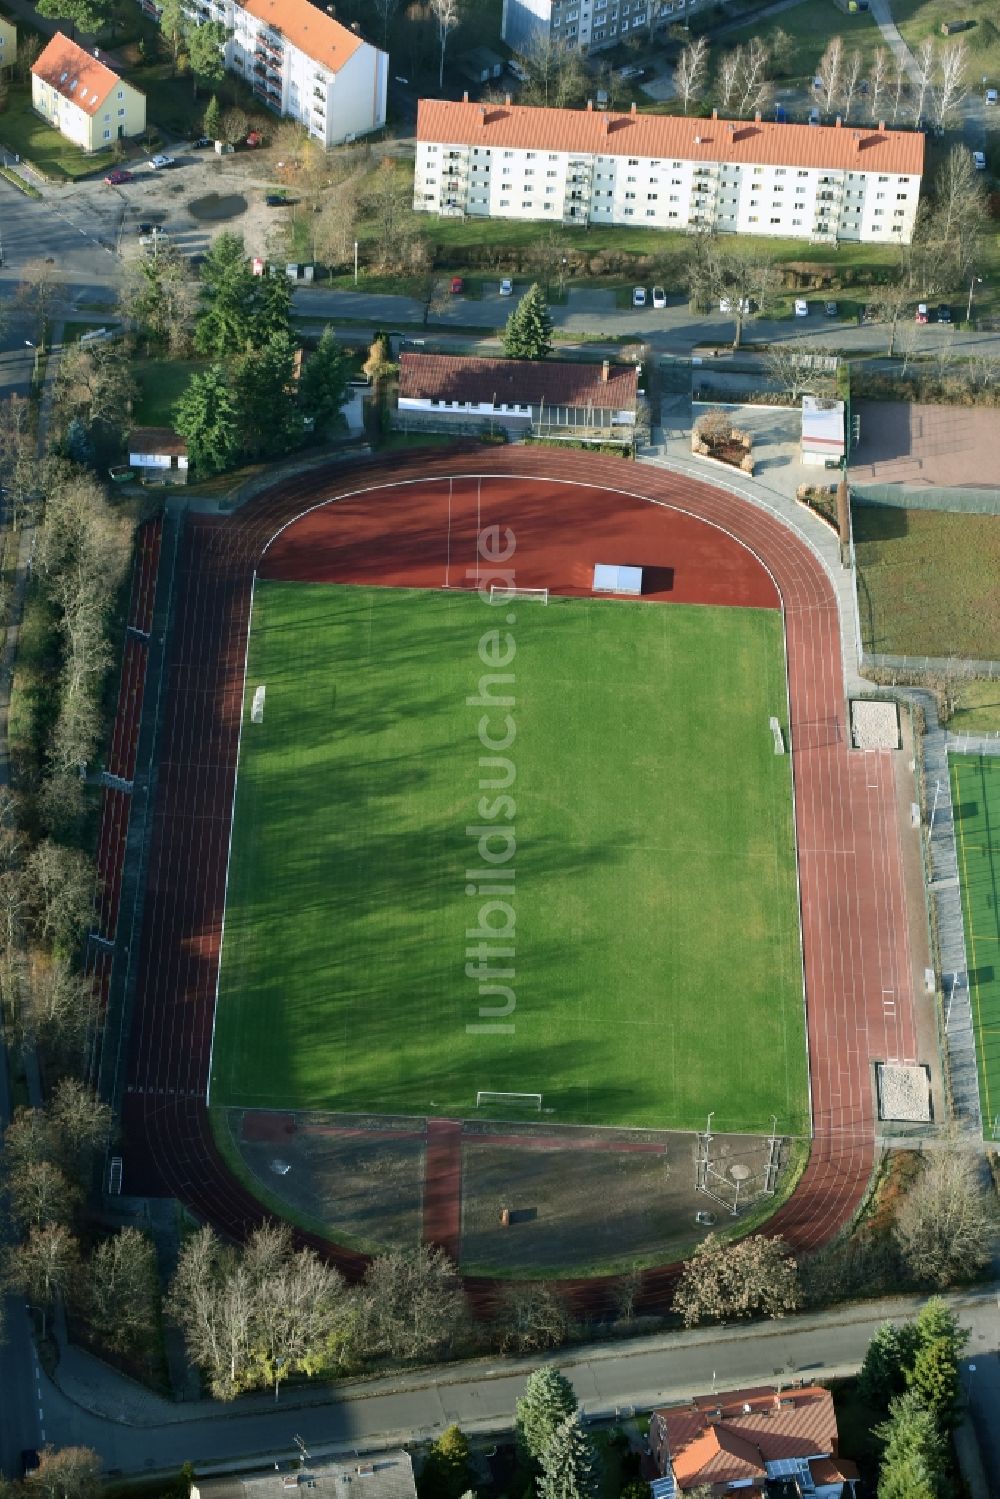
xmin=15 ymin=1286 xmax=999 ymax=1478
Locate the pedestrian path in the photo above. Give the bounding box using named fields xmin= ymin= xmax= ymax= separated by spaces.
xmin=869 ymin=0 xmax=922 ymax=92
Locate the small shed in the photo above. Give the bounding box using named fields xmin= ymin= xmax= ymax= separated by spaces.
xmin=459 ymin=46 xmax=505 ymax=83
xmin=127 ymin=426 xmax=188 ymax=484
xmin=593 ymin=563 xmax=643 ymax=594
xmin=800 ymin=395 xmax=845 ymax=468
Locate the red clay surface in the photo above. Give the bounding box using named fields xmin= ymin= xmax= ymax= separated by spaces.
xmin=120 ymin=448 xmax=917 ymax=1312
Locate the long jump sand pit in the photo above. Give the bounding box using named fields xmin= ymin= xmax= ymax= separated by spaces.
xmin=850 ymin=401 xmax=1000 ymax=488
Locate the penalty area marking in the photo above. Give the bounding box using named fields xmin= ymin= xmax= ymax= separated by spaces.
xmin=251 ymin=685 xmax=266 ymax=723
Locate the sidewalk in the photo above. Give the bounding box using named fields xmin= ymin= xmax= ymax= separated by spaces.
xmin=868 ymin=0 xmax=922 ymax=92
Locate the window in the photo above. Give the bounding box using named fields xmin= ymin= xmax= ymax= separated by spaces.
xmin=646 ymin=208 xmax=656 ymax=216
xmin=893 ymin=208 xmax=905 ymax=217
xmin=117 ymin=89 xmax=124 ymax=99
xmin=896 ymin=192 xmax=907 ymax=201
xmin=748 ymin=214 xmax=759 ymax=222
xmin=892 ymin=223 xmax=903 ymax=232
xmin=878 ymin=174 xmax=888 ymax=181
xmin=118 ymin=107 xmax=126 ymax=116
xmin=797 ymin=169 xmax=808 ymax=177
xmin=646 ymin=191 xmax=658 ymax=200
xmin=104 ymin=112 xmax=110 ymax=121
xmin=669 ymin=193 xmax=679 ymax=202
xmin=103 ymin=128 xmax=111 ymax=139
xmin=770 ymin=216 xmax=780 ymax=223
xmin=791 ymin=217 xmax=801 ymax=226
xmin=624 ymin=206 xmax=634 ymax=215
xmin=874 ymin=207 xmax=883 ymax=216
xmin=503 ymin=149 xmax=513 ymax=158
xmin=625 ymin=191 xmax=636 ymax=199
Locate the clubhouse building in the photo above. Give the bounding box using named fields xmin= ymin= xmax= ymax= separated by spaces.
xmin=414 ymin=98 xmax=925 ymax=245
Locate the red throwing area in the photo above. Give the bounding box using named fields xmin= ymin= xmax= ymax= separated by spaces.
xmin=260 ymin=473 xmax=780 ymax=610
xmin=118 ymin=450 xmax=917 ymax=1309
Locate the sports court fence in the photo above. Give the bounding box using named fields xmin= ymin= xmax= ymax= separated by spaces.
xmin=852 ymin=483 xmax=1000 ymax=515
xmin=861 ymin=652 xmax=1000 ymax=680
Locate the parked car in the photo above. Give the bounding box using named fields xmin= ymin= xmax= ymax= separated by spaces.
xmin=972 ymin=149 xmax=987 ymax=170
xmin=987 ymin=88 xmax=999 ymax=104
xmin=264 ymin=193 xmax=286 ymax=206
xmin=104 ymin=169 xmax=132 ymax=185
xmin=860 ymin=303 xmax=877 ymax=324
xmin=812 ymin=76 xmax=823 ymax=90
xmin=508 ymin=57 xmax=528 ymax=82
xmin=147 ymin=153 xmax=175 ymax=169
xmin=808 ymin=107 xmax=821 ymax=126
xmin=652 ymin=285 xmax=666 ymax=308
xmin=245 ymin=131 xmax=263 ymax=147
xmin=824 ymin=300 xmax=838 ymax=317
xmin=937 ymin=304 xmax=952 ymax=323
xmin=191 ymin=135 xmax=213 ymax=149
xmin=499 ymin=277 xmax=513 ymax=296
xmin=915 ymin=302 xmax=929 ymax=323
xmin=618 ymin=64 xmax=646 ymax=80
xmin=794 ymin=298 xmax=809 ymax=316
xmin=135 ymin=221 xmax=156 ymax=235
xmin=774 ymin=103 xmax=786 ymax=123
xmin=632 ymin=286 xmax=647 ymax=308
xmin=450 ymin=276 xmax=464 ymax=294
xmin=719 ymin=296 xmax=750 ymax=314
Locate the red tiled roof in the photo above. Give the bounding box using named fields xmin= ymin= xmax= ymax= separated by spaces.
xmin=242 ymin=0 xmax=363 ymax=74
xmin=416 ymin=99 xmax=925 ymax=177
xmin=32 ymin=32 xmax=125 ymax=116
xmin=128 ymin=426 xmax=187 ymax=456
xmin=655 ymin=1386 xmax=840 ymax=1491
xmin=812 ymin=1456 xmax=860 ymax=1485
xmin=399 ymin=353 xmax=638 ymax=411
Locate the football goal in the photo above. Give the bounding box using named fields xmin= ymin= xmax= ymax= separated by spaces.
xmin=476 ymin=1090 xmax=543 ymax=1111
xmin=489 ymin=585 xmax=549 ymax=604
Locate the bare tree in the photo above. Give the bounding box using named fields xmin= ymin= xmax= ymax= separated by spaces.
xmin=816 ymin=37 xmax=844 ymax=116
xmin=249 ymin=1240 xmax=353 ymax=1398
xmin=869 ymin=47 xmax=890 ymax=122
xmin=688 ymin=240 xmax=781 ymax=350
xmin=25 ymin=841 xmax=93 ymax=956
xmin=80 ymin=1229 xmax=159 ymax=1356
xmin=673 ymin=1233 xmax=801 ymax=1327
xmin=168 ymin=1225 xmax=251 ymax=1400
xmin=24 ymin=1448 xmax=100 ymax=1499
xmin=429 ymin=0 xmax=458 ymax=90
xmin=872 ymin=280 xmax=914 ymax=357
xmin=913 ymin=37 xmax=935 ymax=124
xmin=521 ymin=36 xmax=589 ymax=109
xmin=16 ymin=259 xmax=61 ymax=347
xmin=736 ymin=38 xmax=772 ymax=117
xmin=359 ymin=1245 xmax=466 ymax=1361
xmin=363 ymin=159 xmax=418 ymax=271
xmin=894 ymin=1149 xmax=993 ymax=1288
xmin=716 ymin=49 xmax=742 ymax=113
xmin=675 ymin=37 xmax=710 ymax=114
xmin=764 ymin=345 xmax=835 ymax=401
xmin=5 ymin=1158 xmax=80 ymax=1233
xmin=890 ymin=58 xmax=909 ymax=124
xmin=841 ymin=49 xmax=863 ymax=120
xmin=4 ymin=1223 xmax=80 ymax=1337
xmin=372 ymin=0 xmax=401 ymax=45
xmin=494 ymin=1283 xmax=572 ymax=1354
xmin=932 ymin=40 xmax=967 ymax=128
xmin=48 ymin=1079 xmax=113 ymax=1182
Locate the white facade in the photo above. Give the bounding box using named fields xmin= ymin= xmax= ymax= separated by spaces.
xmin=502 ymin=0 xmax=653 ymax=54
xmin=399 ymin=392 xmax=635 ymax=425
xmin=414 ymin=104 xmax=924 ymax=246
xmin=162 ymin=0 xmax=386 ymax=146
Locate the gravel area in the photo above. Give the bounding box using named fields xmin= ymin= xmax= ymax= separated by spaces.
xmin=877 ymin=1062 xmax=931 ymax=1121
xmin=851 ymin=699 xmax=900 ymax=750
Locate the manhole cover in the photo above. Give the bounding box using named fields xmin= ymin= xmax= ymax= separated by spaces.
xmin=188 ymin=192 xmax=248 ymax=221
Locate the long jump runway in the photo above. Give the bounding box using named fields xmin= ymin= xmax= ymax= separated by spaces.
xmin=120 ymin=447 xmax=917 ymax=1310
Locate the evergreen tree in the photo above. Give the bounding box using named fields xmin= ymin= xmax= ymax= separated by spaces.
xmin=229 ymin=334 xmax=303 ymax=460
xmin=417 ymin=1425 xmax=474 ymax=1499
xmin=203 ymin=94 xmax=221 ymax=140
xmin=299 ymin=328 xmax=349 ymax=434
xmin=63 ymin=416 xmax=94 ymax=468
xmin=913 ymin=1297 xmax=967 ymax=1360
xmin=173 ymin=365 xmax=240 ymax=475
xmin=503 ymin=283 xmax=554 ymax=361
xmin=252 ymin=273 xmax=293 ymax=346
xmin=907 ymin=1338 xmax=960 ymax=1429
xmin=194 ymin=235 xmax=258 ymax=358
xmin=858 ymin=1321 xmax=908 ymax=1412
xmin=516 ymin=1367 xmax=579 ymax=1462
xmin=875 ymin=1391 xmax=947 ymax=1499
xmin=537 ymin=1411 xmax=599 ymax=1499
xmin=186 ymin=19 xmax=227 ymax=98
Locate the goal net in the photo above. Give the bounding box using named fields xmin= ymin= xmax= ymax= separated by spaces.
xmin=489 ymin=585 xmax=549 ymax=604
xmin=476 ymin=1090 xmax=543 ymax=1111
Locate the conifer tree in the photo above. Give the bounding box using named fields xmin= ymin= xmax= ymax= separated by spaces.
xmin=503 ymin=283 xmax=554 ymax=361
xmin=516 ymin=1367 xmax=579 ymax=1462
xmin=537 ymin=1411 xmax=599 ymax=1499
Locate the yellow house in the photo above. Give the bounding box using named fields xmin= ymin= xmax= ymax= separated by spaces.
xmin=0 ymin=18 xmax=16 ymax=73
xmin=31 ymin=32 xmax=145 ymax=153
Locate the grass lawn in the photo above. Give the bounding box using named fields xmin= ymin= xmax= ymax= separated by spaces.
xmin=950 ymin=679 xmax=1000 ymax=733
xmin=725 ymin=0 xmax=882 ymax=89
xmin=132 ymin=358 xmax=206 ymax=427
xmin=209 ymin=583 xmax=807 ymax=1134
xmin=0 ymin=86 xmax=115 ymax=181
xmin=950 ymin=754 xmax=1000 ymax=1138
xmin=853 ymin=505 xmax=1000 ymax=660
xmin=893 ymin=0 xmax=1000 ymax=88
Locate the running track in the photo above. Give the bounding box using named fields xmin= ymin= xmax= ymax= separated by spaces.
xmin=119 ymin=449 xmax=917 ymax=1313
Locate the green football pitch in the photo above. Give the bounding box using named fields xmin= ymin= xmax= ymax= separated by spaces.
xmin=209 ymin=582 xmax=808 ymax=1134
xmin=950 ymin=754 xmax=1000 ymax=1137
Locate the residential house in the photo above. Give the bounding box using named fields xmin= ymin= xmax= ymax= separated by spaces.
xmin=144 ymin=0 xmax=387 ymax=147
xmin=650 ymin=1384 xmax=859 ymax=1497
xmin=414 ymin=98 xmax=924 ymax=245
xmin=396 ymin=351 xmax=639 ymax=437
xmin=31 ymin=33 xmax=146 ymax=152
xmin=0 ymin=17 xmax=16 ymax=74
xmin=127 ymin=427 xmax=189 ymax=484
xmin=189 ymin=1453 xmax=417 ymax=1499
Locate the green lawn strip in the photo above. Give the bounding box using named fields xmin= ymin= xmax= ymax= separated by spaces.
xmin=853 ymin=505 xmax=1000 ymax=660
xmin=211 ymin=584 xmax=806 ymax=1136
xmin=0 ymin=85 xmax=116 ymax=181
xmin=459 ymin=1136 xmax=811 ymax=1278
xmin=132 ymin=357 xmax=206 ymax=427
xmin=950 ymin=680 xmax=1000 ymax=734
xmin=949 ymin=754 xmax=1000 ymax=1137
xmin=725 ymin=0 xmax=882 ymax=86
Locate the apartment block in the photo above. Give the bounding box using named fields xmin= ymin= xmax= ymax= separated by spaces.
xmin=415 ymin=99 xmax=925 ymax=245
xmin=502 ymin=0 xmax=654 ymax=54
xmin=0 ymin=17 xmax=17 ymax=73
xmin=32 ymin=33 xmax=146 ymax=152
xmin=143 ymin=0 xmax=386 ymax=147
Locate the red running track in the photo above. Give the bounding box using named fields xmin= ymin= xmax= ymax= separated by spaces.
xmin=120 ymin=449 xmax=917 ymax=1311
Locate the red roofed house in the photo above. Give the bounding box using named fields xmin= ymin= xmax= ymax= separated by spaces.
xmin=397 ymin=352 xmax=639 ymax=440
xmin=414 ymin=99 xmax=924 ymax=246
xmin=32 ymin=33 xmax=145 ymax=153
xmin=649 ymin=1385 xmax=858 ymax=1498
